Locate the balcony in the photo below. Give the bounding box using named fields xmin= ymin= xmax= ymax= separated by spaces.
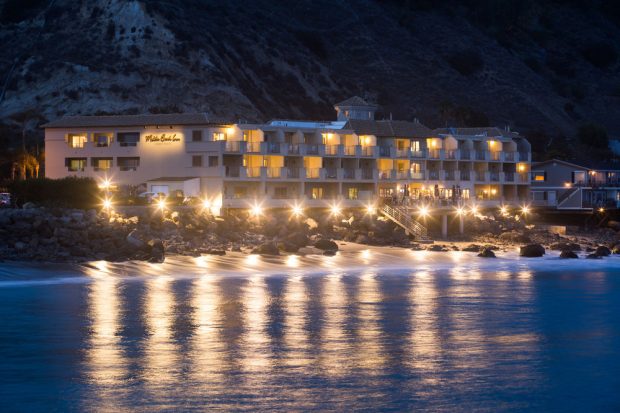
xmin=246 ymin=142 xmax=261 ymax=153
xmin=428 ymin=149 xmax=441 ymax=159
xmin=325 ymin=167 xmax=338 ymax=179
xmin=428 ymin=170 xmax=440 ymax=180
xmin=475 ymin=151 xmax=486 ymax=161
xmin=410 ymin=171 xmax=424 ymax=180
xmin=305 ymin=144 xmax=321 ymax=155
xmin=460 ymin=150 xmax=471 ymax=160
xmin=411 ymin=149 xmax=425 ymax=158
xmin=519 ymin=152 xmax=530 ymax=162
xmin=265 ymin=142 xmax=281 ymax=154
xmin=489 ymin=151 xmax=501 ymax=161
xmin=444 ymin=170 xmax=456 ymax=180
xmin=360 ymin=146 xmax=375 ymax=157
xmin=396 ymin=148 xmax=410 ymax=158
xmin=379 ymin=146 xmax=392 ymax=157
xmin=361 ymin=169 xmax=374 ymax=179
xmin=286 ymin=167 xmax=301 ymax=179
xmin=475 ymin=171 xmax=486 ymax=181
xmin=288 ymin=144 xmax=301 ymax=155
xmin=325 ymin=145 xmax=339 ymax=156
xmin=490 ymin=171 xmax=500 ymax=181
xmin=265 ymin=167 xmax=282 ymax=178
xmin=343 ymin=169 xmax=356 ymax=179
xmin=378 ymin=170 xmax=393 ymax=180
xmin=225 ymin=141 xmax=243 ymax=153
xmin=504 ymin=152 xmax=516 ymax=162
xmin=343 ymin=145 xmax=357 ymax=156
xmin=444 ymin=150 xmax=457 ymax=160
xmin=306 ymin=168 xmax=321 ymax=179
xmin=246 ymin=166 xmax=261 ymax=178
xmin=395 ymin=170 xmax=409 ymax=179
xmin=460 ymin=171 xmax=470 ymax=181
xmin=504 ymin=172 xmax=515 ymax=182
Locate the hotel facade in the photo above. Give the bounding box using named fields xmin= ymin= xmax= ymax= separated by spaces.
xmin=44 ymin=97 xmax=531 ymax=213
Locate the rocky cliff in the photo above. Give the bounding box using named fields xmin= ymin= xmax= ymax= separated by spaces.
xmin=1 ymin=0 xmax=619 ymax=158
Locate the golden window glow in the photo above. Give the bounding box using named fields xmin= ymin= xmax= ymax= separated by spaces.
xmin=213 ymin=132 xmax=226 ymax=141
xmin=68 ymin=134 xmax=88 ymax=148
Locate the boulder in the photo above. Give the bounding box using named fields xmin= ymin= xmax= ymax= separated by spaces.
xmin=612 ymin=244 xmax=620 ymax=254
xmin=595 ymin=246 xmax=611 ymax=257
xmin=147 ymin=239 xmax=165 ymax=263
xmin=477 ymin=248 xmax=496 ymax=258
xmin=519 ymin=244 xmax=545 ymax=257
xmin=203 ymin=249 xmax=226 ymax=255
xmin=462 ymin=244 xmax=482 ymax=252
xmin=284 ymin=232 xmax=309 ymax=249
xmin=22 ymin=202 xmax=36 ymax=209
xmin=427 ymin=244 xmax=448 ymax=252
xmin=322 ymin=249 xmax=337 ymax=256
xmin=559 ymin=250 xmax=579 ymax=259
xmin=314 ymin=239 xmax=338 ymax=251
xmin=550 ymin=242 xmax=581 ymax=252
xmin=586 ymin=253 xmax=602 ymax=259
xmin=126 ymin=230 xmax=146 ymax=249
xmin=252 ymin=242 xmax=280 ymax=256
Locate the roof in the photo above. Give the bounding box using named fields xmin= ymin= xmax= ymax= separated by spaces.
xmin=345 ymin=119 xmax=433 ymax=138
xmin=334 ymin=96 xmax=376 ymax=108
xmin=42 ymin=113 xmax=230 ymax=128
xmin=147 ymin=176 xmax=199 ymax=182
xmin=433 ymin=127 xmax=516 ymax=138
xmin=531 ymin=159 xmax=589 ymax=171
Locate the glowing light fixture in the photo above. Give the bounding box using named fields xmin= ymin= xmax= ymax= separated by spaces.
xmin=365 ymin=204 xmax=377 ymax=215
xmin=291 ymin=204 xmax=303 ymax=218
xmin=250 ymin=203 xmax=263 ymax=217
xmin=455 ymin=206 xmax=465 ymax=216
xmin=599 ymin=207 xmax=605 ymax=213
xmin=156 ymin=198 xmax=166 ymax=211
xmin=418 ymin=205 xmax=430 ymax=218
xmin=330 ymin=204 xmax=342 ymax=217
xmin=102 ymin=198 xmax=112 ymax=210
xmin=99 ymin=178 xmax=112 ymax=190
xmin=500 ymin=205 xmax=508 ymax=215
xmin=521 ymin=205 xmax=530 ymax=215
xmin=202 ymin=198 xmax=211 ymax=210
xmin=470 ymin=205 xmax=479 ymax=216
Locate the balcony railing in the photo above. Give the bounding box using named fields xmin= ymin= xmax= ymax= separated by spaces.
xmin=428 ymin=170 xmax=440 ymax=180
xmin=519 ymin=152 xmax=529 ymax=162
xmin=411 ymin=149 xmax=425 ymax=158
xmin=246 ymin=142 xmax=261 ymax=153
xmin=490 ymin=151 xmax=501 ymax=161
xmin=460 ymin=150 xmax=471 ymax=160
xmin=504 ymin=172 xmax=515 ymax=182
xmin=344 ymin=145 xmax=357 ymax=156
xmin=444 ymin=150 xmax=457 ymax=160
xmin=444 ymin=170 xmax=456 ymax=180
xmin=325 ymin=145 xmax=339 ymax=156
xmin=288 ymin=144 xmax=300 ymax=155
xmin=286 ymin=167 xmax=301 ymax=179
xmin=266 ymin=167 xmax=281 ymax=178
xmin=266 ymin=143 xmax=281 ymax=154
xmin=246 ymin=167 xmax=261 ymax=177
xmin=396 ymin=148 xmax=410 ymax=157
xmin=410 ymin=171 xmax=424 ymax=180
xmin=378 ymin=170 xmax=393 ymax=180
xmin=325 ymin=167 xmax=338 ymax=179
xmin=475 ymin=151 xmax=486 ymax=161
xmin=490 ymin=171 xmax=500 ymax=181
xmin=504 ymin=152 xmax=515 ymax=162
xmin=460 ymin=171 xmax=470 ymax=181
xmin=360 ymin=146 xmax=374 ymax=156
xmin=361 ymin=169 xmax=374 ymax=179
xmin=343 ymin=169 xmax=356 ymax=179
xmin=428 ymin=149 xmax=441 ymax=159
xmin=305 ymin=144 xmax=320 ymax=155
xmin=395 ymin=170 xmax=409 ymax=179
xmin=306 ymin=168 xmax=321 ymax=179
xmin=475 ymin=171 xmax=486 ymax=181
xmin=379 ymin=146 xmax=391 ymax=157
xmin=225 ymin=141 xmax=242 ymax=152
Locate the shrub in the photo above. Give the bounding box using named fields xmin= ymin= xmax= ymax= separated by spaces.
xmin=9 ymin=177 xmax=99 ymax=209
xmin=577 ymin=122 xmax=609 ymax=148
xmin=446 ymin=50 xmax=484 ymax=76
xmin=581 ymin=42 xmax=618 ymax=69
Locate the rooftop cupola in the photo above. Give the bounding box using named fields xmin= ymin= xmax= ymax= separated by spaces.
xmin=334 ymin=96 xmax=377 ymax=121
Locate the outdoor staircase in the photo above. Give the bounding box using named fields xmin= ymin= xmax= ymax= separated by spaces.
xmin=380 ymin=204 xmax=430 ymax=241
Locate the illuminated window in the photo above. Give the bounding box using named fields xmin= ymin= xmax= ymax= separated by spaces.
xmin=410 ymin=162 xmax=421 ymax=173
xmin=66 ymin=158 xmax=86 ymax=171
xmin=68 ymin=134 xmax=87 ymax=148
xmin=93 ymin=133 xmax=112 ymax=147
xmin=532 ymin=172 xmax=546 ymax=182
xmin=213 ymin=132 xmax=226 ymax=141
xmin=233 ymin=187 xmax=247 ymax=198
xmin=91 ymin=157 xmax=112 ymax=171
xmin=411 ymin=141 xmax=420 ymax=152
xmin=348 ymin=187 xmax=359 ymax=200
xmin=311 ymin=187 xmax=323 ymax=200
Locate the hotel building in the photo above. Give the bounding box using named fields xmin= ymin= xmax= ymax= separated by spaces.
xmin=44 ymin=97 xmax=531 ymax=214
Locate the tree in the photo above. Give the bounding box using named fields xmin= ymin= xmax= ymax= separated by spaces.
xmin=577 ymin=123 xmax=609 ymax=148
xmin=13 ymin=151 xmax=39 ymax=180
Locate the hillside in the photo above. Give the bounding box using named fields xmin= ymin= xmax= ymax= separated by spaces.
xmin=1 ymin=0 xmax=620 ymax=163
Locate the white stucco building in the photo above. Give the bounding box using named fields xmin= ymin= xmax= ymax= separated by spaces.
xmin=43 ymin=97 xmax=531 ymax=213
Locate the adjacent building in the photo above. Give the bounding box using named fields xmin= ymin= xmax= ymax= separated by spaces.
xmin=531 ymin=159 xmax=620 ymax=210
xmin=43 ymin=97 xmax=531 ymax=213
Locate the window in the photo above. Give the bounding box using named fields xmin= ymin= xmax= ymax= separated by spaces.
xmin=208 ymin=156 xmax=219 ymax=167
xmin=348 ymin=187 xmax=359 ymax=200
xmin=192 ymin=155 xmax=202 ymax=167
xmin=311 ymin=187 xmax=323 ymax=200
xmin=397 ymin=140 xmax=406 ymax=150
xmin=117 ymin=157 xmax=140 ymax=171
xmin=68 ymin=134 xmax=87 ymax=148
xmin=532 ymin=171 xmax=546 ymax=182
xmin=192 ymin=130 xmax=203 ymax=142
xmin=91 ymin=157 xmax=112 ymax=171
xmin=411 ymin=141 xmax=420 ymax=152
xmin=532 ymin=191 xmax=546 ymax=201
xmin=274 ymin=187 xmax=287 ymax=199
xmin=117 ymin=132 xmax=139 ymax=147
xmin=66 ymin=158 xmax=86 ymax=171
xmin=93 ymin=133 xmax=113 ymax=147
xmin=213 ymin=132 xmax=226 ymax=141
xmin=410 ymin=162 xmax=421 ymax=173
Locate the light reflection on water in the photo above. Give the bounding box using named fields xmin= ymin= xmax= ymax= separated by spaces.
xmin=2 ymin=253 xmax=620 ymax=411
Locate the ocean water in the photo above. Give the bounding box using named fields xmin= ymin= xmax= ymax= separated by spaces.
xmin=1 ymin=249 xmax=619 ymax=412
